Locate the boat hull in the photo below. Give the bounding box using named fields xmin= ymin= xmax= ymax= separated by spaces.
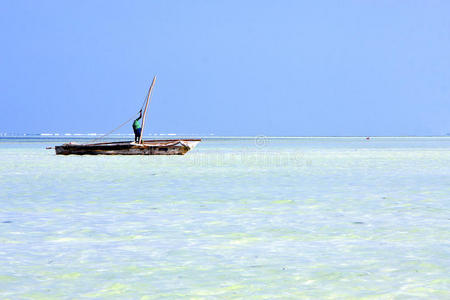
xmin=55 ymin=139 xmax=200 ymax=155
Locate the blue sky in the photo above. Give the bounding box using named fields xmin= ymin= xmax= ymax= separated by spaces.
xmin=1 ymin=0 xmax=449 ymax=136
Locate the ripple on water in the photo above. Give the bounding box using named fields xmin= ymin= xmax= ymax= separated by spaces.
xmin=0 ymin=138 xmax=449 ymax=298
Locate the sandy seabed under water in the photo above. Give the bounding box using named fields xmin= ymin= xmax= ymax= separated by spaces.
xmin=0 ymin=137 xmax=449 ymax=298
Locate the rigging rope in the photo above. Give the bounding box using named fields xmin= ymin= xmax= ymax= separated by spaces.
xmin=87 ymin=86 xmax=151 ymax=144
xmin=88 ymin=112 xmax=140 ymax=144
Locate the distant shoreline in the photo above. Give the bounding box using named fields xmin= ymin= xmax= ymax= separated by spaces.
xmin=1 ymin=135 xmax=450 ymax=139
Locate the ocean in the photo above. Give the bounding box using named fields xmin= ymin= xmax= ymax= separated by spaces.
xmin=0 ymin=137 xmax=449 ymax=298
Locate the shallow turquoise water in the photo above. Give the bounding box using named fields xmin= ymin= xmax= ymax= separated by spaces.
xmin=0 ymin=137 xmax=449 ymax=299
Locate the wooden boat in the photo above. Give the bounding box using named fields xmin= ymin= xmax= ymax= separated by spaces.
xmin=55 ymin=139 xmax=201 ymax=155
xmin=54 ymin=76 xmax=201 ymax=155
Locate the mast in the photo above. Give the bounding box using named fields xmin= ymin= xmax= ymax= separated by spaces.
xmin=139 ymin=76 xmax=156 ymax=144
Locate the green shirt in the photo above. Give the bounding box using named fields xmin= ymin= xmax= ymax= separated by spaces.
xmin=133 ymin=119 xmax=141 ymax=130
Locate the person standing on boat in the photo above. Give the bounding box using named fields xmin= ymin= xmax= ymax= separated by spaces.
xmin=133 ymin=110 xmax=142 ymax=143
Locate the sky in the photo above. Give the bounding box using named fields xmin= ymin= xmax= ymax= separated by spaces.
xmin=1 ymin=0 xmax=449 ymax=136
